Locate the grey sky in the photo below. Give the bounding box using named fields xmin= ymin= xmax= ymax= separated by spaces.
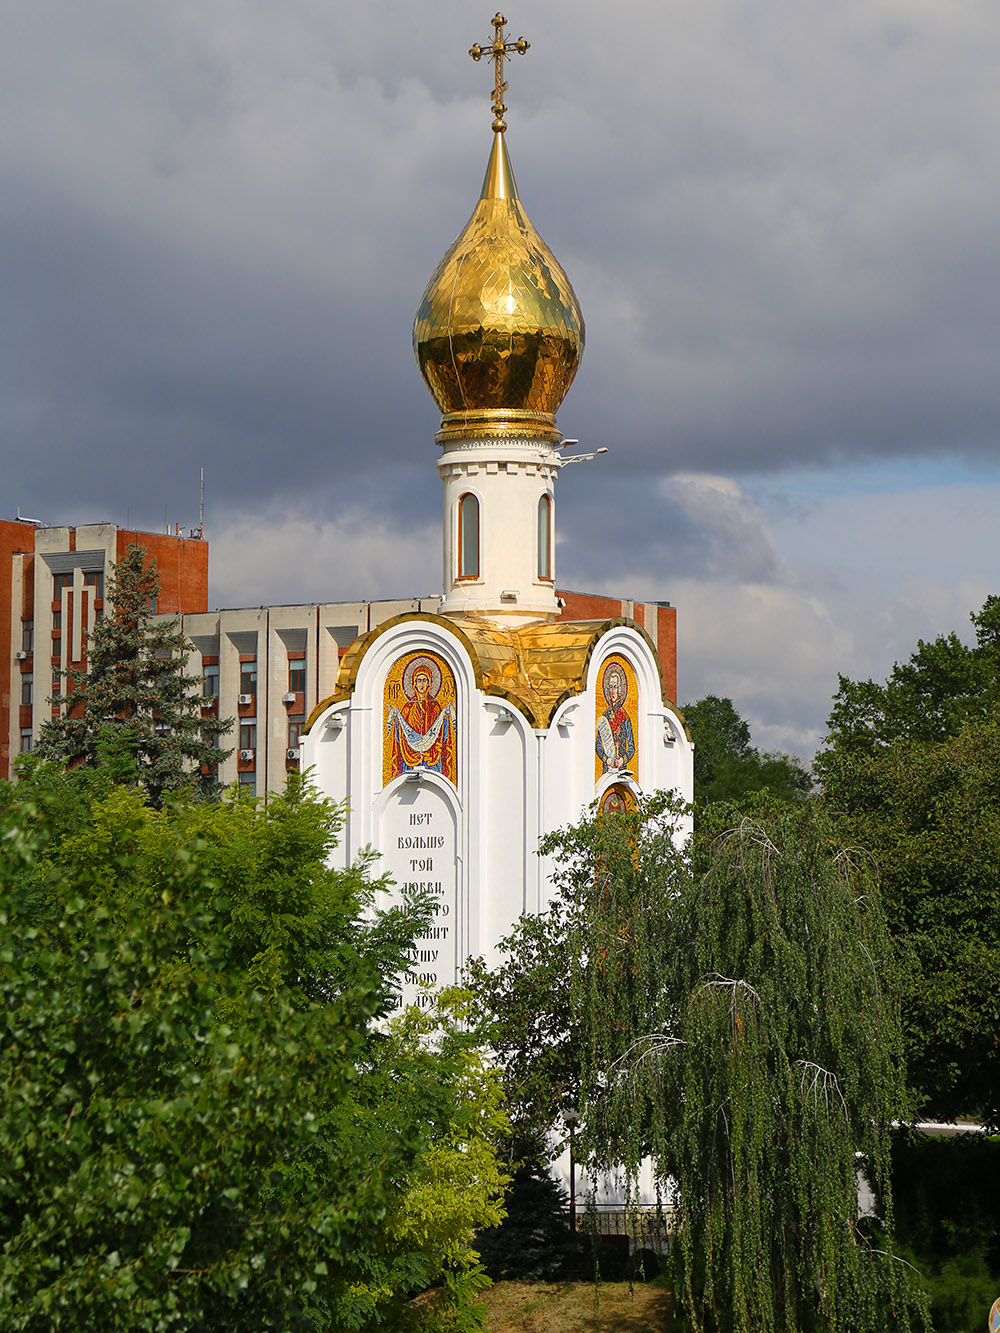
xmin=4 ymin=0 xmax=999 ymax=758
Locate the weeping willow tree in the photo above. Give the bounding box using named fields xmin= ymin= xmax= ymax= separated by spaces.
xmin=545 ymin=795 xmax=929 ymax=1333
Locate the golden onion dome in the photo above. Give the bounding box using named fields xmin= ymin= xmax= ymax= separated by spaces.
xmin=413 ymin=131 xmax=585 ymax=440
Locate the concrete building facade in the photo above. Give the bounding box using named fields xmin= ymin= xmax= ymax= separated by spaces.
xmin=174 ymin=591 xmax=677 ymax=800
xmin=1 ymin=519 xmax=208 ymax=780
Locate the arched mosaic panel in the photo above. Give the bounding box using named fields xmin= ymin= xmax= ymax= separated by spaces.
xmin=383 ymin=649 xmax=458 ymax=787
xmin=598 ymin=783 xmax=637 ymax=816
xmin=594 ymin=654 xmax=640 ymax=783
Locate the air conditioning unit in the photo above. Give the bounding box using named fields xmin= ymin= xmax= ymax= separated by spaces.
xmin=281 ymin=692 xmax=297 ymax=704
xmin=286 ymin=747 xmax=301 ymax=760
xmin=238 ymin=693 xmax=253 ymax=705
xmin=15 ymin=650 xmax=28 ymax=661
xmin=239 ymin=749 xmax=255 ymax=761
xmin=154 ymin=724 xmax=171 ymax=734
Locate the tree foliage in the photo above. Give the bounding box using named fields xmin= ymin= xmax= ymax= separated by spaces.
xmin=682 ymin=695 xmax=811 ymax=808
xmin=474 ymin=1154 xmax=587 ymax=1283
xmin=816 ymin=597 xmax=1000 ymax=1125
xmin=35 ymin=544 xmax=231 ymax=806
xmin=465 ymin=897 xmax=583 ymax=1151
xmin=890 ymin=1131 xmax=1000 ymax=1333
xmin=543 ymin=796 xmax=927 ymax=1333
xmin=818 ymin=596 xmax=1000 ymax=756
xmin=0 ymin=762 xmax=507 ymax=1331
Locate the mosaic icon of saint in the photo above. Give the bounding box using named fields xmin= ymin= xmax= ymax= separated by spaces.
xmin=386 ymin=655 xmax=456 ymax=780
xmin=599 ymin=784 xmax=634 ymax=816
xmin=596 ymin=661 xmax=635 ymax=773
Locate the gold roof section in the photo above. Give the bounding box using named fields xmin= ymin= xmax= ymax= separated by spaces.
xmin=413 ymin=19 xmax=584 ymax=441
xmin=303 ymin=612 xmax=670 ymax=734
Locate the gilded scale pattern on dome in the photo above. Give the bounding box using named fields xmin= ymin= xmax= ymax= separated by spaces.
xmin=413 ymin=16 xmax=584 ymax=428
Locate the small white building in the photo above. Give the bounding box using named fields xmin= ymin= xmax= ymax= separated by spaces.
xmin=302 ymin=104 xmax=693 ymax=993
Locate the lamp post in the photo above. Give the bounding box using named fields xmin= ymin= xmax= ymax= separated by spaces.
xmin=564 ymin=1107 xmax=581 ymax=1232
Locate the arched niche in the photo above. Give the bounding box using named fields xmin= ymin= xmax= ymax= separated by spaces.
xmin=373 ymin=772 xmax=464 ymax=1009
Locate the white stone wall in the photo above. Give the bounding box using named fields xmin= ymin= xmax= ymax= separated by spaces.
xmin=438 ymin=438 xmax=560 ymax=623
xmin=302 ymin=615 xmax=694 ymax=981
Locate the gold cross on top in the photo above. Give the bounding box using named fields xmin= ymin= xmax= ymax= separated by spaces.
xmin=469 ymin=13 xmax=529 ymax=133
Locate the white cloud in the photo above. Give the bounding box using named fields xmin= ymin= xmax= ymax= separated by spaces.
xmin=209 ymin=507 xmax=439 ymax=610
xmin=563 ymin=471 xmax=1000 ymax=762
xmin=3 ymin=0 xmax=1000 ymax=773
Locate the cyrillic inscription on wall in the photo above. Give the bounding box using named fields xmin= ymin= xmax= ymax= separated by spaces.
xmin=379 ymin=781 xmax=459 ymax=1011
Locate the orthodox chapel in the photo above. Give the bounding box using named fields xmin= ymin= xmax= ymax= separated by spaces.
xmin=301 ymin=17 xmax=693 ymax=1007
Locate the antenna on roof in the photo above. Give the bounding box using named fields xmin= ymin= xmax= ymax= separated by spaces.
xmin=200 ymin=467 xmax=205 ymax=539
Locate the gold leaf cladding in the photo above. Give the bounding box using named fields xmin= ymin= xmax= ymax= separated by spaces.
xmin=414 ymin=132 xmax=584 ymax=422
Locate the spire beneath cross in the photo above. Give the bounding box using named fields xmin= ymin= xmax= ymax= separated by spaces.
xmin=469 ymin=12 xmax=529 ymax=133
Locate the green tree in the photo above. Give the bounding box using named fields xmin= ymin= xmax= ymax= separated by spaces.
xmin=546 ymin=796 xmax=927 ymax=1333
xmin=818 ymin=720 xmax=1000 ymax=1126
xmin=682 ymin=695 xmax=810 ymax=808
xmin=35 ymin=544 xmax=231 ymax=805
xmin=819 ymin=596 xmax=1000 ymax=756
xmin=0 ymin=764 xmax=507 ymax=1331
xmin=475 ymin=1154 xmax=587 ymax=1283
xmin=816 ymin=596 xmax=1000 ymax=1125
xmin=465 ymin=896 xmax=584 ymax=1153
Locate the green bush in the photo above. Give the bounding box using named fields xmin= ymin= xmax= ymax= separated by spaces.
xmin=0 ymin=767 xmax=508 ymax=1331
xmin=892 ymin=1132 xmax=1000 ymax=1333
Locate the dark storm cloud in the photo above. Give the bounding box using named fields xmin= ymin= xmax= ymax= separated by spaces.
xmin=2 ymin=0 xmax=998 ymax=541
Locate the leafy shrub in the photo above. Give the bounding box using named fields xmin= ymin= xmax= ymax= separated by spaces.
xmin=892 ymin=1132 xmax=1000 ymax=1332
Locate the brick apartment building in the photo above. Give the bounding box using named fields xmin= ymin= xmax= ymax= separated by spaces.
xmin=3 ymin=515 xmax=677 ymax=797
xmin=1 ymin=518 xmax=208 ymax=780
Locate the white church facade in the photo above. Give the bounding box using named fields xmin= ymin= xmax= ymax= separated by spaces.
xmin=301 ymin=17 xmax=693 ymax=996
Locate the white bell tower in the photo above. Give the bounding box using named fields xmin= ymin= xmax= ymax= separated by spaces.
xmin=437 ymin=430 xmax=560 ymax=622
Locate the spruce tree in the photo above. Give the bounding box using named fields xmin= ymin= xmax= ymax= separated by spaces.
xmin=36 ymin=544 xmax=231 ymax=805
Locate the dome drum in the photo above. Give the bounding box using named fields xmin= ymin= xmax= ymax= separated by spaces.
xmin=435 ymin=407 xmax=563 ymax=447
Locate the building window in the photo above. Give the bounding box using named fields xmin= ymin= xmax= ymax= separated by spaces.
xmin=238 ymin=773 xmax=256 ymax=797
xmin=52 ymin=573 xmax=73 ymax=596
xmin=21 ymin=622 xmax=33 ymax=653
xmin=52 ymin=609 xmax=62 ymax=630
xmin=19 ymin=729 xmax=32 ymax=754
xmin=203 ymin=664 xmax=220 ymax=698
xmin=240 ymin=663 xmax=257 ymax=696
xmin=458 ymin=493 xmax=480 ymax=580
xmin=537 ymin=494 xmax=553 ymax=581
xmin=288 ymin=719 xmax=304 ymax=748
xmin=240 ymin=722 xmax=257 ymax=751
xmin=148 ymin=595 xmax=158 ymax=613
xmin=20 ymin=674 xmax=33 ymax=706
xmin=51 ymin=674 xmax=61 ymax=697
xmin=288 ymin=662 xmax=306 ymax=694
xmin=83 ymin=570 xmax=105 ymax=600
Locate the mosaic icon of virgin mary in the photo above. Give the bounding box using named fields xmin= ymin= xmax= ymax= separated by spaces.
xmin=386 ymin=654 xmax=457 ymax=782
xmin=596 ymin=661 xmax=636 ymax=774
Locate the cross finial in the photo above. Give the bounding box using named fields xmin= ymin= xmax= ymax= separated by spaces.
xmin=469 ymin=13 xmax=529 ymax=134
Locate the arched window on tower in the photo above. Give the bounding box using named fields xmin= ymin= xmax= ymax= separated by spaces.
xmin=537 ymin=493 xmax=553 ymax=581
xmin=458 ymin=493 xmax=480 ymax=580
